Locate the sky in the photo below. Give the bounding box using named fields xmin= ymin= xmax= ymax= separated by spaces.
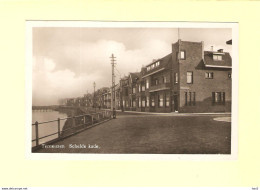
xmin=32 ymin=27 xmax=232 ymax=106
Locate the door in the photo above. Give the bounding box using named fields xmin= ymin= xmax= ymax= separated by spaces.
xmin=173 ymin=95 xmax=178 ymax=112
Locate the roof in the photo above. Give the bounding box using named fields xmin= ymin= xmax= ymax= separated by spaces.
xmin=142 ymin=53 xmax=172 ymax=78
xmin=204 ymin=51 xmax=232 ymax=68
xmin=129 ymin=72 xmax=141 ymax=81
xmin=145 ymin=53 xmax=172 ymax=68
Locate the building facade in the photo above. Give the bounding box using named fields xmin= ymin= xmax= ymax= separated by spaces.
xmin=61 ymin=40 xmax=232 ymax=113
xmin=119 ymin=40 xmax=232 ymax=113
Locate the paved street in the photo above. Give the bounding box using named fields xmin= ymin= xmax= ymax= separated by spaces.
xmin=36 ymin=112 xmax=231 ymax=154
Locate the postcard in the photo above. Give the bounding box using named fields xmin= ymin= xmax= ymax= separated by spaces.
xmin=26 ymin=21 xmax=238 ymax=160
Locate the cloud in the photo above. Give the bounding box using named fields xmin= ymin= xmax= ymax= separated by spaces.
xmin=32 ymin=39 xmax=171 ymax=105
xmin=32 ymin=57 xmax=100 ymax=105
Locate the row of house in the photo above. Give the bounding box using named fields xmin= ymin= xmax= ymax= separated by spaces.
xmin=60 ymin=39 xmax=232 ymax=113
xmin=59 ymin=85 xmax=121 ymax=110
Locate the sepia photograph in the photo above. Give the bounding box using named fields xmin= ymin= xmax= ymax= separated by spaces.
xmin=27 ymin=21 xmax=238 ymax=157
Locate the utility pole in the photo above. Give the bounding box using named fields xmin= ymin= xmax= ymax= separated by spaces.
xmin=93 ymin=81 xmax=96 ymax=112
xmin=110 ymin=54 xmax=116 ymax=118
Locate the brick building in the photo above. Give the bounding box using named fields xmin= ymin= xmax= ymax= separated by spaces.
xmin=119 ymin=39 xmax=232 ymax=113
xmin=172 ymin=40 xmax=231 ymax=113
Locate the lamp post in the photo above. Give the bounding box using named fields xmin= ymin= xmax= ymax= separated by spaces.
xmin=110 ymin=54 xmax=116 ymax=119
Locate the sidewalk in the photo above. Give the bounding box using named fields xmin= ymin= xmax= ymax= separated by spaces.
xmin=101 ymin=108 xmax=231 ymax=116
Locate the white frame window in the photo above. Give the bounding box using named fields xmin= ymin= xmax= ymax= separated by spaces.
xmin=205 ymin=72 xmax=214 ymax=79
xmin=146 ymin=96 xmax=149 ymax=107
xmin=142 ymin=97 xmax=146 ymax=107
xmin=213 ymin=55 xmax=222 ymax=61
xmin=151 ymin=96 xmax=155 ymax=107
xmin=166 ymin=94 xmax=170 ymax=107
xmin=146 ymin=79 xmax=149 ymax=89
xmin=163 ymin=76 xmax=167 ymax=83
xmin=159 ymin=94 xmax=164 ymax=107
xmin=180 ymin=51 xmax=185 ymax=59
xmin=132 ymin=87 xmax=136 ymax=94
xmin=133 ymin=100 xmax=136 ymax=108
xmin=187 ymin=71 xmax=193 ymax=84
xmin=174 ymin=72 xmax=178 ymax=84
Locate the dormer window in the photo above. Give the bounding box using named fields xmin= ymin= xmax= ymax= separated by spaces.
xmin=155 ymin=61 xmax=160 ymax=67
xmin=147 ymin=66 xmax=151 ymax=71
xmin=213 ymin=55 xmax=222 ymax=61
xmin=151 ymin=64 xmax=155 ymax=69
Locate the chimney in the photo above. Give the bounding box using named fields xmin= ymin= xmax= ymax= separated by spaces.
xmin=211 ymin=46 xmax=214 ymax=52
xmin=218 ymin=49 xmax=223 ymax=53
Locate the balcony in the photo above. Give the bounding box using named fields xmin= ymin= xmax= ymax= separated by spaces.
xmin=149 ymin=83 xmax=171 ymax=92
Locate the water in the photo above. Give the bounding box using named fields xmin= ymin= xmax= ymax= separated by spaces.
xmin=32 ymin=111 xmax=67 ymax=147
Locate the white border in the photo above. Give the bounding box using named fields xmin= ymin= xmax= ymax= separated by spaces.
xmin=25 ymin=21 xmax=239 ymax=160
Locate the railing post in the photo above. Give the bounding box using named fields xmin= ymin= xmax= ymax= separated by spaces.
xmin=35 ymin=121 xmax=39 ymax=146
xmin=57 ymin=118 xmax=60 ymax=138
xmin=83 ymin=115 xmax=86 ymax=127
xmin=72 ymin=116 xmax=76 ymax=128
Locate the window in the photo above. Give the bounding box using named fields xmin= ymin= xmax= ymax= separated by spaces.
xmin=146 ymin=96 xmax=149 ymax=107
xmin=142 ymin=97 xmax=146 ymax=107
xmin=185 ymin=92 xmax=196 ymax=106
xmin=133 ymin=100 xmax=136 ymax=108
xmin=155 ymin=79 xmax=159 ymax=85
xmin=155 ymin=61 xmax=160 ymax=67
xmin=147 ymin=66 xmax=151 ymax=71
xmin=151 ymin=64 xmax=155 ymax=69
xmin=132 ymin=87 xmax=136 ymax=94
xmin=187 ymin=72 xmax=193 ymax=84
xmin=139 ymin=97 xmax=141 ymax=107
xmin=142 ymin=85 xmax=145 ymax=91
xmin=228 ymin=73 xmax=232 ymax=79
xmin=166 ymin=94 xmax=170 ymax=107
xmin=213 ymin=55 xmax=222 ymax=61
xmin=139 ymin=84 xmax=141 ymax=92
xmin=151 ymin=96 xmax=155 ymax=107
xmin=212 ymin=92 xmax=225 ymax=105
xmin=180 ymin=51 xmax=185 ymax=60
xmin=205 ymin=72 xmax=214 ymax=79
xmin=174 ymin=73 xmax=179 ymax=84
xmin=158 ymin=94 xmax=164 ymax=107
xmin=146 ymin=79 xmax=149 ymax=89
xmin=163 ymin=76 xmax=167 ymax=83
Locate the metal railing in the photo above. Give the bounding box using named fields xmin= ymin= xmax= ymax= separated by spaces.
xmin=32 ymin=110 xmax=112 ymax=150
